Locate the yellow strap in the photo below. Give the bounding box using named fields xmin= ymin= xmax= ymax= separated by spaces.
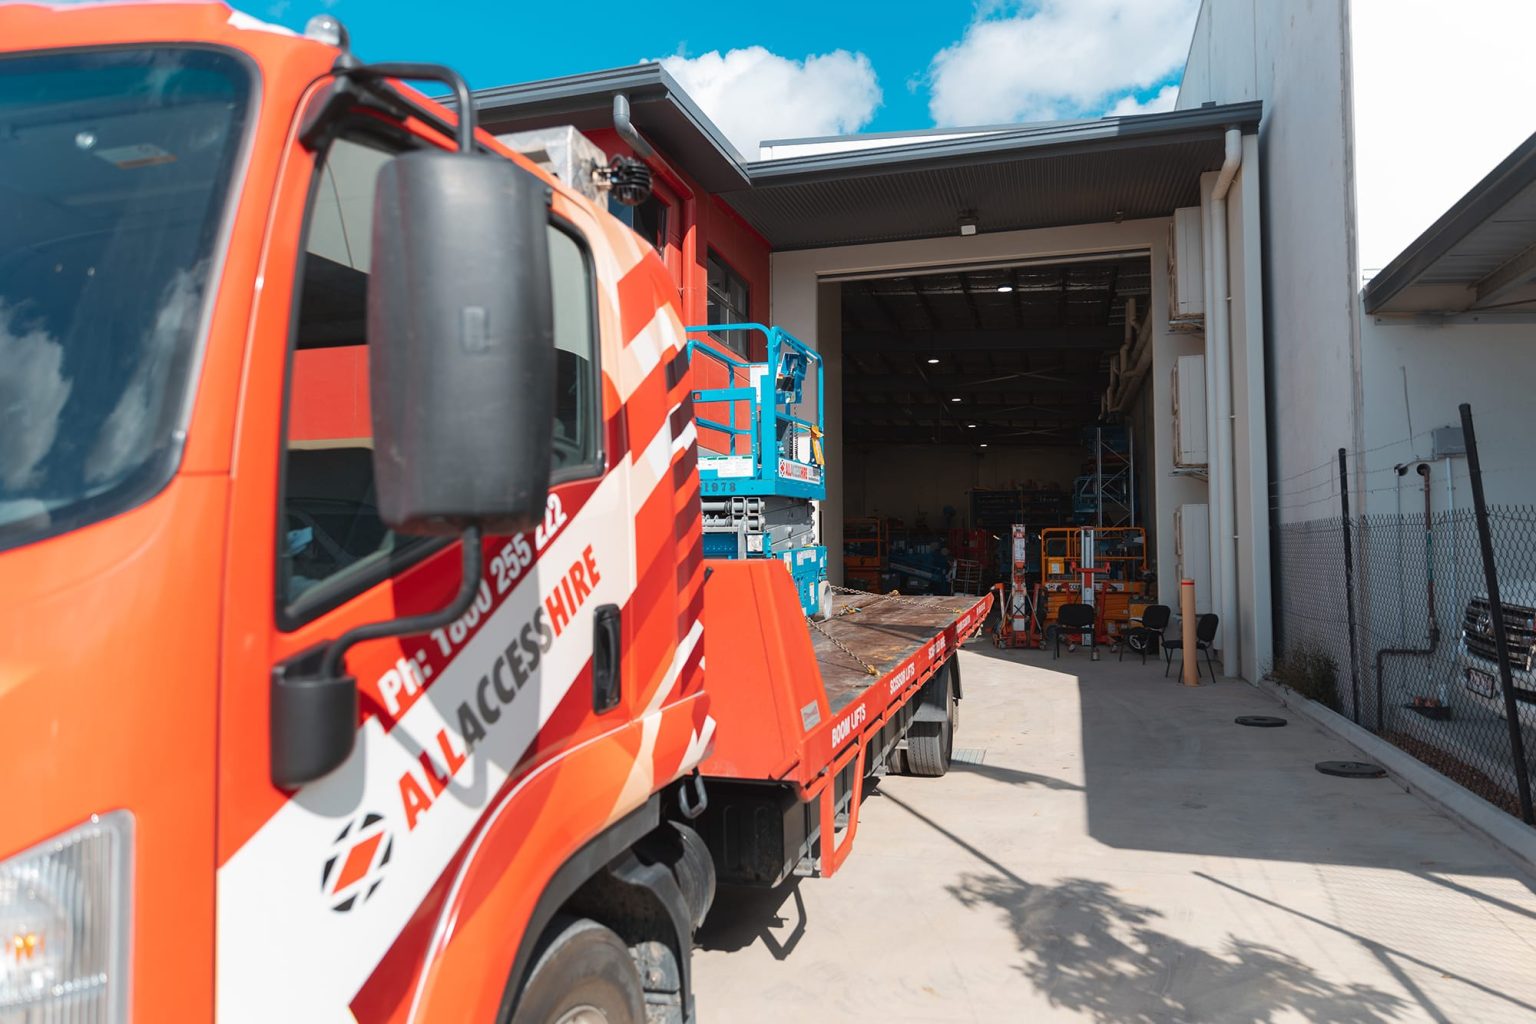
xmin=810 ymin=424 xmax=825 ymax=466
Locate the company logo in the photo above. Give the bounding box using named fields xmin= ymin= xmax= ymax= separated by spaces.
xmin=1477 ymin=610 xmax=1494 ymax=636
xmin=322 ymin=812 xmax=394 ymax=913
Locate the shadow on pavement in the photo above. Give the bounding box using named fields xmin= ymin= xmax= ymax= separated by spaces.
xmin=886 ymin=791 xmax=1412 ymax=1024
xmin=1197 ymin=870 xmax=1536 ymax=1022
xmin=950 ymin=759 xmax=1085 ymax=791
xmin=960 ymin=644 xmax=1523 ymax=873
xmin=695 ymin=879 xmax=807 ymax=961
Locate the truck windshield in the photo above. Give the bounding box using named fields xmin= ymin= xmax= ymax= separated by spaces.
xmin=0 ymin=48 xmax=251 ymax=550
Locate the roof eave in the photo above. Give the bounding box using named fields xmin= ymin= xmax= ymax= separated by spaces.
xmin=469 ymin=63 xmax=753 ymax=192
xmin=1364 ymin=129 xmax=1536 ymax=314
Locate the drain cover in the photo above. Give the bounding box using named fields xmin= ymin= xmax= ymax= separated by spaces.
xmin=1316 ymin=760 xmax=1386 ymax=778
xmin=1236 ymin=715 xmax=1288 ymax=728
xmin=951 ymin=748 xmax=987 ymax=766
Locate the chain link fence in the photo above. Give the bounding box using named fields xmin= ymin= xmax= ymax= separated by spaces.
xmin=1275 ymin=500 xmax=1536 ymax=821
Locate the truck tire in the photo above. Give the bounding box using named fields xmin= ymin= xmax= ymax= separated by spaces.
xmin=905 ymin=668 xmax=954 ymax=778
xmin=513 ymin=916 xmax=645 ymax=1024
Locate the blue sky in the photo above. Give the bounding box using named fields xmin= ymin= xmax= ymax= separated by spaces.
xmin=258 ymin=0 xmax=1198 ymax=154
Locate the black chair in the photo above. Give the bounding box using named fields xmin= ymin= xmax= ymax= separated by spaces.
xmin=1051 ymin=603 xmax=1097 ymax=659
xmin=1120 ymin=604 xmax=1171 ymax=664
xmin=1165 ymin=613 xmax=1219 ymax=678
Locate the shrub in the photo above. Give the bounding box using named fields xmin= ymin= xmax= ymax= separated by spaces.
xmin=1273 ymin=640 xmax=1340 ymax=710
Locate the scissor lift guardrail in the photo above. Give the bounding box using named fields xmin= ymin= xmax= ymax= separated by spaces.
xmin=685 ymin=322 xmax=825 ymax=501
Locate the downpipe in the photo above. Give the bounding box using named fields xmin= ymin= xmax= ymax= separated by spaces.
xmin=1210 ymin=127 xmax=1241 ymax=676
xmin=1374 ymin=463 xmax=1441 ymax=731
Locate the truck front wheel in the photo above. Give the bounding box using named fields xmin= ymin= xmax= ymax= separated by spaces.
xmin=513 ymin=916 xmax=645 ymax=1024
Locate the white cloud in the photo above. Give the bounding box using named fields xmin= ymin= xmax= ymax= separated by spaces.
xmin=927 ymin=0 xmax=1199 ymax=125
xmin=1106 ymin=84 xmax=1180 ymax=118
xmin=0 ymin=301 xmax=72 ymax=493
xmin=654 ymin=47 xmax=881 ymax=157
xmin=85 ymin=265 xmax=204 ymax=485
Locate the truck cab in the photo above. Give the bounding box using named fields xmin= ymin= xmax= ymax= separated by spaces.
xmin=0 ymin=5 xmax=713 ymax=1021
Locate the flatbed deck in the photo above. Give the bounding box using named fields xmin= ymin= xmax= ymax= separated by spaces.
xmin=698 ymin=563 xmax=991 ymax=882
xmin=813 ymin=592 xmax=991 ymax=712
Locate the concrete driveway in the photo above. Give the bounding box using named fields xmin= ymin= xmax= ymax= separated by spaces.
xmin=692 ymin=644 xmax=1536 ymax=1023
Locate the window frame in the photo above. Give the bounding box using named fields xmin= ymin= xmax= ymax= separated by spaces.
xmin=274 ymin=121 xmax=606 ymax=630
xmin=547 ymin=218 xmax=606 ymax=487
xmin=705 ymin=248 xmax=752 ymax=356
xmin=275 ymin=122 xmax=441 ymax=631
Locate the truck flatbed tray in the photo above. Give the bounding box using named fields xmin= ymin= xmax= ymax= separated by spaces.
xmin=814 ymin=592 xmax=987 ymax=713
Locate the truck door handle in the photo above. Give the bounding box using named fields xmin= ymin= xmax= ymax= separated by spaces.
xmin=593 ymin=604 xmax=622 ymax=713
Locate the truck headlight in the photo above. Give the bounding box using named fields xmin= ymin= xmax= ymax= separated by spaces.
xmin=0 ymin=813 xmax=132 ymax=1023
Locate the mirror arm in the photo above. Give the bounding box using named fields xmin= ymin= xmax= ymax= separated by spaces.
xmin=348 ymin=62 xmax=476 ymax=153
xmin=320 ymin=526 xmax=484 ymax=681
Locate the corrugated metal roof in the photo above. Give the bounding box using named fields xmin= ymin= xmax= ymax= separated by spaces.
xmin=1365 ymin=129 xmax=1536 ymax=314
xmin=468 ymin=64 xmax=1259 ymax=250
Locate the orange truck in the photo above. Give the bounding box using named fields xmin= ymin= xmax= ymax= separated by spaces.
xmin=0 ymin=5 xmax=990 ymax=1022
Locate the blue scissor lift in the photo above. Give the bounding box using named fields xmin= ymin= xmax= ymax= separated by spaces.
xmin=686 ymin=322 xmax=828 ymax=616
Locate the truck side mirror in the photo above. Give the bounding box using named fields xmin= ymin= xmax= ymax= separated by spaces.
xmin=368 ymin=149 xmax=556 ymax=536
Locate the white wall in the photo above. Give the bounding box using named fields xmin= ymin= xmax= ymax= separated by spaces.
xmin=1180 ymin=0 xmax=1363 ymax=527
xmin=1228 ymin=134 xmax=1274 ymax=679
xmin=1350 ymin=0 xmax=1536 ymax=278
xmin=1359 ymin=319 xmax=1536 ymax=514
xmin=816 ymin=282 xmax=843 ymax=583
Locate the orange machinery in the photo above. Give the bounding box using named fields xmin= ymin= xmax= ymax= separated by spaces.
xmin=843 ymin=515 xmax=888 ymax=591
xmin=0 ymin=8 xmax=989 ymax=1022
xmin=994 ymin=524 xmax=1041 ymax=648
xmin=1039 ymin=526 xmax=1150 ymax=645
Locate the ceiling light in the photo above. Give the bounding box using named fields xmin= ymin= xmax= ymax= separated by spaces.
xmin=967 ymin=423 xmax=977 ymax=428
xmin=980 ymin=443 xmax=989 ymax=448
xmin=996 ymin=285 xmax=1014 ymax=293
xmin=927 ymin=357 xmax=940 ymax=364
xmin=950 ymin=397 xmax=962 ymax=403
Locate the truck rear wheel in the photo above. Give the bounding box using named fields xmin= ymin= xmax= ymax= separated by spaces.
xmin=513 ymin=917 xmax=645 ymax=1024
xmin=905 ymin=667 xmax=954 ymax=777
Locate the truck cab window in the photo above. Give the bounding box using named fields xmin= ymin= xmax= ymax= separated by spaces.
xmin=0 ymin=49 xmax=251 ymax=552
xmin=549 ymin=225 xmax=600 ymax=475
xmin=279 ymin=137 xmax=601 ymax=620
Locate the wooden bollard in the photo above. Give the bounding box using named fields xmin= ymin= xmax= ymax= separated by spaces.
xmin=1180 ymin=578 xmax=1199 ymax=686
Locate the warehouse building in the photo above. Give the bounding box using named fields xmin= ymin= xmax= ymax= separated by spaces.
xmin=473 ymin=61 xmax=1271 ymax=680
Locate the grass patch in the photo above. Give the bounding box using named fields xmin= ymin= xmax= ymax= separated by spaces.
xmin=1273 ymin=640 xmax=1340 ymax=711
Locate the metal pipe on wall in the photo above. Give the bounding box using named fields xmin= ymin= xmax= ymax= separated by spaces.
xmin=1210 ymin=128 xmax=1242 ymax=677
xmin=1374 ymin=463 xmax=1442 ymax=732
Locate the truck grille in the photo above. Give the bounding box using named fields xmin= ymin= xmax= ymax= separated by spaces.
xmin=1462 ymin=598 xmax=1536 ymax=668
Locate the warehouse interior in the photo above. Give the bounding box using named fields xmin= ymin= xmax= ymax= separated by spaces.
xmin=837 ymin=255 xmax=1156 ymax=601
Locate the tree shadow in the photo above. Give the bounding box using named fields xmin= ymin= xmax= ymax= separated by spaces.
xmin=950 ymin=872 xmax=1408 ymax=1024
xmin=883 ymin=792 xmax=1409 ymax=1024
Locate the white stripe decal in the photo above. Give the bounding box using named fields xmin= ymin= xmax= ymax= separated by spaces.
xmin=217 ymin=468 xmax=632 ymax=1020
